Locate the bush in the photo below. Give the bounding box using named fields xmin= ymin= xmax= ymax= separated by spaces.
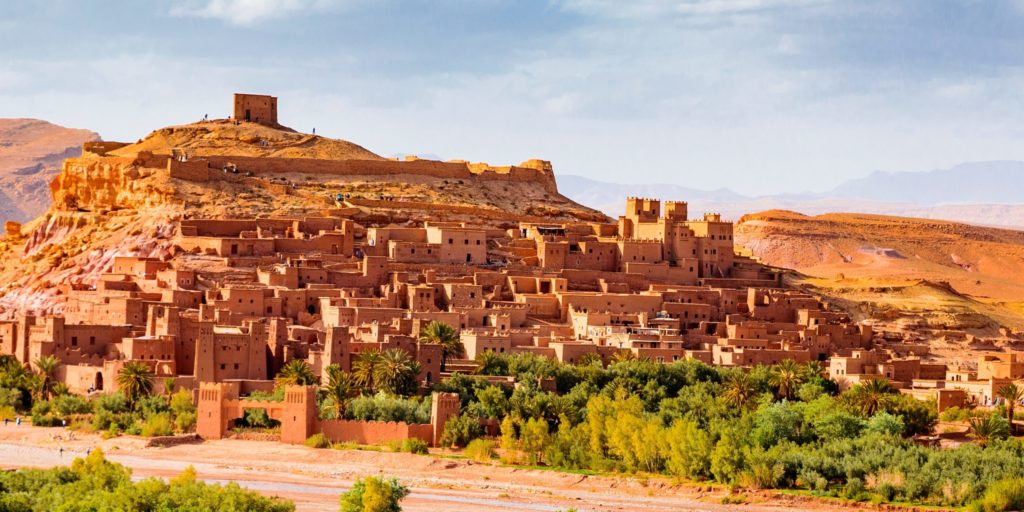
xmin=53 ymin=394 xmax=91 ymax=417
xmin=30 ymin=400 xmax=59 ymax=427
xmin=340 ymin=476 xmax=409 ymax=512
xmin=175 ymin=411 xmax=197 ymax=433
xmin=465 ymin=439 xmax=497 ymax=462
xmin=140 ymin=413 xmax=173 ymax=437
xmin=305 ymin=433 xmax=332 ymax=449
xmin=401 ymin=438 xmax=429 ymax=454
xmin=970 ymin=477 xmax=1024 ymax=512
xmin=345 ymin=393 xmax=430 ymax=424
xmin=439 ymin=412 xmax=484 ymax=447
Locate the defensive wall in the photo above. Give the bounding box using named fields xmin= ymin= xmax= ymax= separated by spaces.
xmin=164 ymin=155 xmax=559 ymax=193
xmin=197 ymin=381 xmax=460 ymax=446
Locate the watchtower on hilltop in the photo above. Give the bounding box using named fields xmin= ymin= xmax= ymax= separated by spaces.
xmin=233 ymin=93 xmax=278 ymax=125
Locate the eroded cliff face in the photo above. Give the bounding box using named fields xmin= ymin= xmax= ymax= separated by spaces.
xmin=0 ymin=155 xmax=183 ymax=317
xmin=50 ymin=157 xmax=178 ymax=213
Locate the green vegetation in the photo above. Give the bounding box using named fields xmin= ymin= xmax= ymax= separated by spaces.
xmin=424 ymin=353 xmax=1024 ymax=508
xmin=306 ymin=432 xmax=333 ymax=448
xmin=417 ymin=320 xmax=463 ymax=372
xmin=0 ymin=449 xmax=294 ymax=511
xmin=339 ymin=476 xmax=409 ymax=512
xmin=344 ymin=393 xmax=430 ymax=423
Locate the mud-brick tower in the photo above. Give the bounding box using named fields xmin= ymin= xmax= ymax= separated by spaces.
xmin=430 ymin=392 xmax=461 ymax=446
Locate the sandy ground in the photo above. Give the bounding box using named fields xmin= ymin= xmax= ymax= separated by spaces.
xmin=0 ymin=424 xmax=925 ymax=512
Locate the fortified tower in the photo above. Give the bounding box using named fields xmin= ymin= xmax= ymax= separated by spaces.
xmin=233 ymin=93 xmax=278 ymax=125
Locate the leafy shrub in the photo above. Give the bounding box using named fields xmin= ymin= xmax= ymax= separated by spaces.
xmin=345 ymin=393 xmax=430 ymax=424
xmin=0 ymin=452 xmax=294 ymax=511
xmin=140 ymin=413 xmax=173 ymax=437
xmin=439 ymin=412 xmax=484 ymax=448
xmin=175 ymin=411 xmax=197 ymax=433
xmin=52 ymin=394 xmax=91 ymax=417
xmin=970 ymin=477 xmax=1024 ymax=512
xmin=465 ymin=438 xmax=497 ymax=462
xmin=304 ymin=433 xmax=332 ymax=449
xmin=401 ymin=438 xmax=428 ymax=454
xmin=339 ymin=476 xmax=409 ymax=512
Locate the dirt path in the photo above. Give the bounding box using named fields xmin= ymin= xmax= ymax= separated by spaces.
xmin=0 ymin=424 xmax=869 ymax=512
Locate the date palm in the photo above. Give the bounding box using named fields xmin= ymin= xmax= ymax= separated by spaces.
xmin=969 ymin=413 xmax=1011 ymax=447
xmin=418 ymin=321 xmax=463 ymax=372
xmin=117 ymin=361 xmax=154 ymax=407
xmin=846 ymin=378 xmax=895 ymax=416
xmin=770 ymin=359 xmax=804 ymax=400
xmin=275 ymin=360 xmax=316 ymax=387
xmin=374 ymin=348 xmax=419 ymax=396
xmin=322 ymin=364 xmax=356 ymax=418
xmin=997 ymin=383 xmax=1024 ymax=430
xmin=353 ymin=350 xmax=382 ymax=393
xmin=33 ymin=355 xmax=59 ymax=401
xmin=802 ymin=361 xmax=827 ymax=381
xmin=722 ymin=370 xmax=755 ymax=409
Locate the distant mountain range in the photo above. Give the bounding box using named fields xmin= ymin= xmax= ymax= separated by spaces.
xmin=558 ymin=161 xmax=1024 ymax=229
xmin=0 ymin=119 xmax=100 ymax=224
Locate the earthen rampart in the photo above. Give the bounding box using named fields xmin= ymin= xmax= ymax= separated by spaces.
xmin=164 ymin=155 xmax=558 ymax=193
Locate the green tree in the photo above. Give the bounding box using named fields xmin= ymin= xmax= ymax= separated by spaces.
xmin=374 ymin=349 xmax=421 ymax=396
xmin=722 ymin=370 xmax=755 ymax=409
xmin=353 ymin=350 xmax=383 ymax=393
xmin=997 ymin=383 xmax=1024 ymax=427
xmin=116 ymin=361 xmax=154 ymax=408
xmin=664 ymin=419 xmax=713 ymax=479
xmin=769 ymin=359 xmax=804 ymax=400
xmin=843 ymin=378 xmax=895 ymax=416
xmin=520 ymin=417 xmax=551 ymax=465
xmin=33 ymin=355 xmax=59 ymax=401
xmin=322 ymin=364 xmax=356 ymax=418
xmin=417 ymin=321 xmax=462 ymax=372
xmin=275 ymin=360 xmax=316 ymax=387
xmin=710 ymin=429 xmax=746 ymax=484
xmin=969 ymin=413 xmax=1011 ymax=447
xmin=340 ymin=476 xmax=409 ymax=512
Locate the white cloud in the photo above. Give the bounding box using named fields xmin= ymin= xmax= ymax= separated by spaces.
xmin=168 ymin=0 xmax=343 ymax=26
xmin=559 ymin=0 xmax=832 ymax=20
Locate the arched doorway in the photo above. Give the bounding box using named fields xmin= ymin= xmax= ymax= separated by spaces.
xmin=95 ymin=372 xmax=104 ymax=391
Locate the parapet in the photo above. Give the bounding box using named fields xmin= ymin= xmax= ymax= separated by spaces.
xmin=83 ymin=141 xmax=130 ymax=157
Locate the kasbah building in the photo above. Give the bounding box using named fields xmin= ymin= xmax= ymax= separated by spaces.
xmin=0 ymin=94 xmax=991 ymax=445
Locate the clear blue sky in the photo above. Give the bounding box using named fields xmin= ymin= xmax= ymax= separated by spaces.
xmin=2 ymin=0 xmax=1023 ymax=195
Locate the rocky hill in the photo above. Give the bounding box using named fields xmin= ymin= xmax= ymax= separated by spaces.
xmin=0 ymin=119 xmax=605 ymax=316
xmin=0 ymin=119 xmax=100 ymax=223
xmin=735 ymin=210 xmax=1024 ymax=343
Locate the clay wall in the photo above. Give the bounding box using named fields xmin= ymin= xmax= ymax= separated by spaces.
xmin=319 ymin=420 xmax=434 ymax=445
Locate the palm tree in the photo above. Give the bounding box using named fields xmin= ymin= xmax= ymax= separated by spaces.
xmin=275 ymin=360 xmax=316 ymax=387
xmin=117 ymin=361 xmax=154 ymax=407
xmin=374 ymin=348 xmax=418 ymax=396
xmin=722 ymin=370 xmax=755 ymax=409
xmin=475 ymin=350 xmax=503 ymax=375
xmin=997 ymin=383 xmax=1024 ymax=430
xmin=969 ymin=413 xmax=1011 ymax=447
xmin=611 ymin=350 xmax=636 ymax=364
xmin=846 ymin=378 xmax=895 ymax=416
xmin=33 ymin=355 xmax=59 ymax=401
xmin=802 ymin=361 xmax=827 ymax=381
xmin=418 ymin=321 xmax=463 ymax=372
xmin=770 ymin=359 xmax=803 ymax=400
xmin=163 ymin=377 xmax=177 ymax=399
xmin=353 ymin=350 xmax=382 ymax=393
xmin=322 ymin=364 xmax=356 ymax=418
xmin=576 ymin=352 xmax=604 ymax=368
